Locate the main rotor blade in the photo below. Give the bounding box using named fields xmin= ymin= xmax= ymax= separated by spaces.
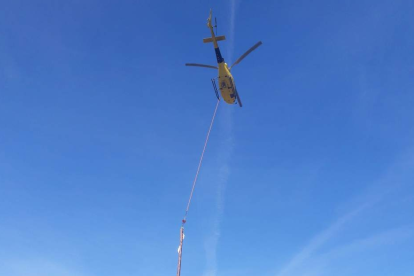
xmin=185 ymin=63 xmax=218 ymax=69
xmin=230 ymin=41 xmax=262 ymax=70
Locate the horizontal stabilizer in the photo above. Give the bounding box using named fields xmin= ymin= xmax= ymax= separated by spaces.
xmin=203 ymin=35 xmax=226 ymax=43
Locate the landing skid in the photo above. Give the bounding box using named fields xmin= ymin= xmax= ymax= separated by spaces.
xmin=211 ymin=78 xmax=220 ymax=100
xmin=211 ymin=77 xmax=242 ymax=107
xmin=234 ymin=88 xmax=243 ymax=107
xmin=228 ymin=77 xmax=242 ymax=107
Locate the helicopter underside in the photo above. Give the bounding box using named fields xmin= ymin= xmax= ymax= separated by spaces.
xmin=216 ymin=64 xmax=238 ymax=105
xmin=218 ymin=76 xmax=236 ymax=104
xmin=210 ymin=68 xmax=242 ymax=107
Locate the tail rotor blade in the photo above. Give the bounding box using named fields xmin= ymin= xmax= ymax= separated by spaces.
xmin=230 ymin=41 xmax=262 ymax=70
xmin=185 ymin=63 xmax=218 ymax=69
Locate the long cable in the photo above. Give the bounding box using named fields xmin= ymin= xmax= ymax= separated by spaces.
xmin=183 ymin=98 xmax=220 ymax=224
xmin=176 ymin=98 xmax=220 ymax=276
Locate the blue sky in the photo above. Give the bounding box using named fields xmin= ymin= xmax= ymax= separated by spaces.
xmin=1 ymin=0 xmax=414 ymax=275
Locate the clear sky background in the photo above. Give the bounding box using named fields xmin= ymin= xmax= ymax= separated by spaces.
xmin=1 ymin=0 xmax=414 ymax=276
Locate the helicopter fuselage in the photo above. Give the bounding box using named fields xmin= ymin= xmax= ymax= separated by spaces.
xmin=207 ymin=16 xmax=237 ymax=105
xmin=217 ymin=62 xmax=236 ymax=104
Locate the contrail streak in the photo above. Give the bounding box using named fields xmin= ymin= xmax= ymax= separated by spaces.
xmin=203 ymin=2 xmax=238 ymax=276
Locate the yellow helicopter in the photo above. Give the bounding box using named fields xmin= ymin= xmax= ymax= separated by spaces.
xmin=186 ymin=10 xmax=262 ymax=107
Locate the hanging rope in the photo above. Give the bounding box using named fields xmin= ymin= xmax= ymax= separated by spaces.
xmin=176 ymin=98 xmax=220 ymax=276
xmin=183 ymin=98 xmax=220 ymax=224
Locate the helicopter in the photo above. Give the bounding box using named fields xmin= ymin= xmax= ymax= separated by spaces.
xmin=185 ymin=10 xmax=262 ymax=107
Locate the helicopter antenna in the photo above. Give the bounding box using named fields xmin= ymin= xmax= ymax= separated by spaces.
xmin=214 ymin=17 xmax=217 ymax=35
